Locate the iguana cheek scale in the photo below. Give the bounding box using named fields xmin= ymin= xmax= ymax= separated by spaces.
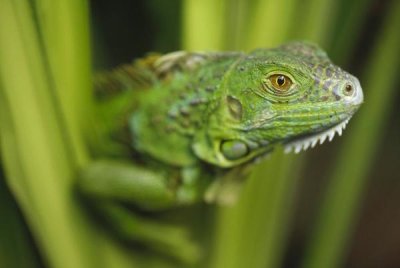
xmin=78 ymin=41 xmax=363 ymax=262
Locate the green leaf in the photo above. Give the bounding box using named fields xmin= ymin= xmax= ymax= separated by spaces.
xmin=0 ymin=1 xmax=135 ymax=267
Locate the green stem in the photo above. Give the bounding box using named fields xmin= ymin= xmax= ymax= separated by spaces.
xmin=210 ymin=151 xmax=304 ymax=268
xmin=328 ymin=0 xmax=374 ymax=64
xmin=290 ymin=0 xmax=338 ymax=46
xmin=0 ymin=1 xmax=135 ymax=267
xmin=243 ymin=0 xmax=298 ymax=49
xmin=182 ymin=0 xmax=228 ymax=50
xmin=0 ymin=169 xmax=41 ymax=268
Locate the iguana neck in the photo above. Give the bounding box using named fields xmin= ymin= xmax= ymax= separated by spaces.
xmin=129 ymin=54 xmax=244 ymax=167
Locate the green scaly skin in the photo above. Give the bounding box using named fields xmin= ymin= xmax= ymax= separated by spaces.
xmin=78 ymin=42 xmax=363 ymax=262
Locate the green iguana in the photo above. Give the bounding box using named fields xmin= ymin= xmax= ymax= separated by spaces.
xmin=78 ymin=41 xmax=363 ymax=262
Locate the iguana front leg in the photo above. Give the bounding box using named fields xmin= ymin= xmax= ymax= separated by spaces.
xmin=77 ymin=160 xmax=201 ymax=262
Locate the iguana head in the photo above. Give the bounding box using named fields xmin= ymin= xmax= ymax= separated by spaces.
xmin=193 ymin=41 xmax=363 ymax=167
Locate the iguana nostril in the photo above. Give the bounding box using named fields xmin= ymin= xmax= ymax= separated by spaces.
xmin=343 ymin=83 xmax=354 ymax=96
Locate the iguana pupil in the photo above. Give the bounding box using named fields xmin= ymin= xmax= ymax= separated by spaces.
xmin=277 ymin=75 xmax=285 ymax=86
xmin=268 ymin=74 xmax=292 ymax=91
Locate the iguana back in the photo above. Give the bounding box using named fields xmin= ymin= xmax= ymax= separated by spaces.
xmin=92 ymin=51 xmax=243 ymax=160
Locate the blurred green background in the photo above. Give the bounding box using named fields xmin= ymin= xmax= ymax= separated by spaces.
xmin=0 ymin=0 xmax=399 ymax=267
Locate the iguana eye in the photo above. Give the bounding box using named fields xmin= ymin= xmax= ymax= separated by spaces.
xmin=268 ymin=74 xmax=292 ymax=91
xmin=260 ymin=71 xmax=298 ymax=101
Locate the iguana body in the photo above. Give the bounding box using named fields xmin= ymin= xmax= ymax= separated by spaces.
xmin=78 ymin=42 xmax=363 ymax=261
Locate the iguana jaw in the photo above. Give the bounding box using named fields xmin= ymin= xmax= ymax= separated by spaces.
xmin=283 ymin=116 xmax=352 ymax=154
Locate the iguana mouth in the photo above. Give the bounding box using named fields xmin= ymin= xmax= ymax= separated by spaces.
xmin=284 ymin=117 xmax=352 ymax=154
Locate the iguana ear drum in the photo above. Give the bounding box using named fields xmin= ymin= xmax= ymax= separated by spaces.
xmin=226 ymin=95 xmax=243 ymax=120
xmin=221 ymin=140 xmax=249 ymax=160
